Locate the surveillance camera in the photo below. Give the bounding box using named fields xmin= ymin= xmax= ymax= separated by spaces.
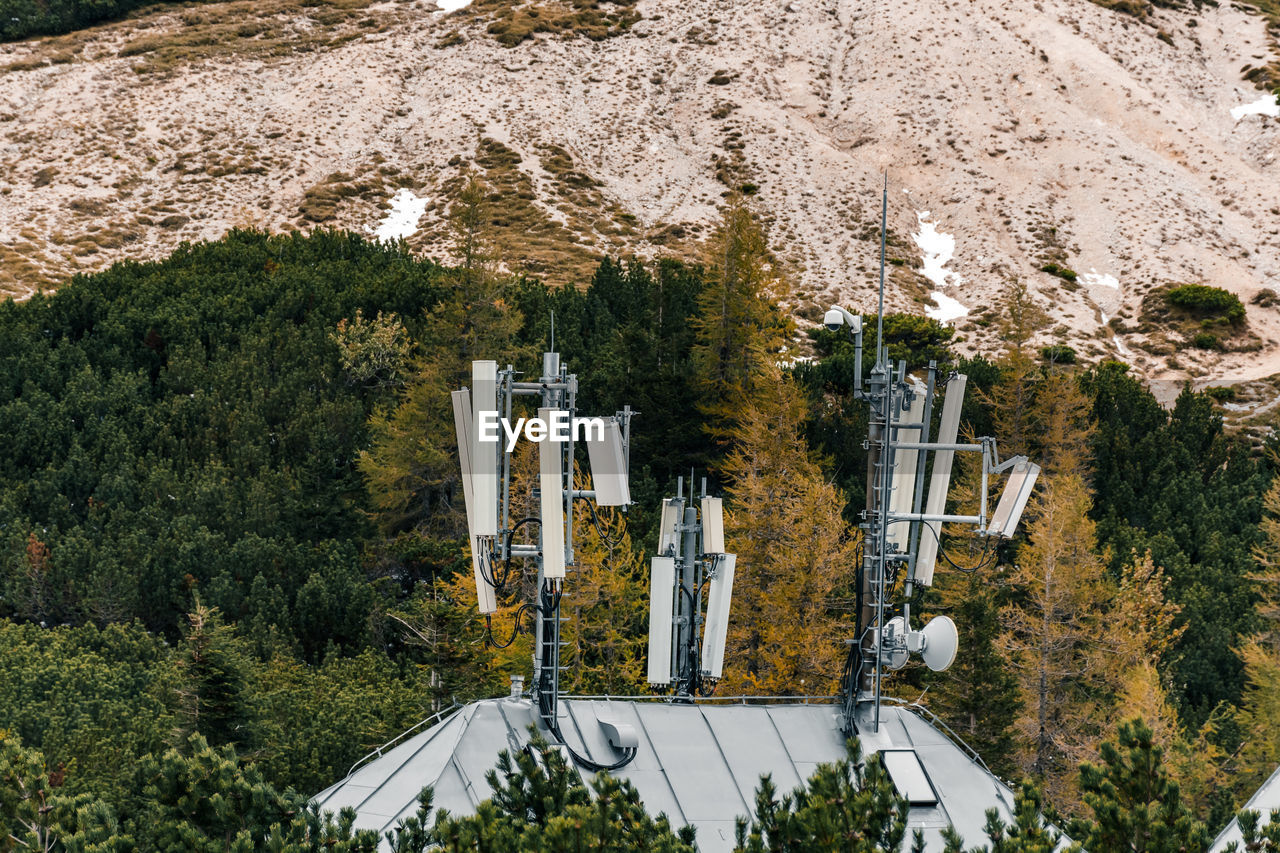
xmin=823 ymin=308 xmax=844 ymax=332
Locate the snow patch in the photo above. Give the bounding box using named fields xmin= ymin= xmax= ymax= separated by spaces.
xmin=1080 ymin=269 xmax=1120 ymax=289
xmin=913 ymin=211 xmax=968 ymax=323
xmin=372 ymin=189 xmax=428 ymax=242
xmin=1230 ymin=94 xmax=1280 ymax=121
xmin=1222 ymin=393 xmax=1280 ymax=417
xmin=436 ymin=0 xmax=474 ymax=11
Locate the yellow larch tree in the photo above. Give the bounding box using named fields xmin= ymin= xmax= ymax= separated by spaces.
xmin=996 ymin=362 xmax=1106 ymax=807
xmin=999 ymin=471 xmax=1109 ymax=806
xmin=691 ymin=195 xmax=794 ymax=442
xmin=715 ymin=371 xmax=858 ymax=696
xmin=558 ymin=471 xmax=649 ymax=696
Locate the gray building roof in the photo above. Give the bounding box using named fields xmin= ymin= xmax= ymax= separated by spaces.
xmin=314 ymin=697 xmax=1021 ymax=851
xmin=1212 ymin=764 xmax=1280 ymax=851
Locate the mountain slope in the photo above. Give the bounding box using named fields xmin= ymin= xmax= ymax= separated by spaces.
xmin=1 ymin=0 xmax=1277 ymax=382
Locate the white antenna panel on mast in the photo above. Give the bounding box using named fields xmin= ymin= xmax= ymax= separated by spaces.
xmin=585 ymin=420 xmax=630 ymax=506
xmin=538 ymin=407 xmax=566 ymax=579
xmin=888 ymin=384 xmax=926 ymax=553
xmin=471 ymin=361 xmax=498 ymax=537
xmin=657 ymin=499 xmax=680 ymax=556
xmin=701 ymin=497 xmax=725 ymax=554
xmin=701 ymin=553 xmax=736 ymax=680
xmin=914 ymin=374 xmax=967 ymax=587
xmin=988 ymin=458 xmax=1040 ymax=539
xmin=646 ymin=556 xmax=676 ymax=684
xmin=451 ymin=389 xmax=497 ymax=614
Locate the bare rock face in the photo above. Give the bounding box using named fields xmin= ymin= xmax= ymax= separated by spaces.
xmin=1 ymin=0 xmax=1277 ymax=383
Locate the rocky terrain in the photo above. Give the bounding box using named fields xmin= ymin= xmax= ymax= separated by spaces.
xmin=1 ymin=0 xmax=1278 ymax=386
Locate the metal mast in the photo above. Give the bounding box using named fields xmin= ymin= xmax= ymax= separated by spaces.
xmin=835 ymin=176 xmax=1041 ymax=735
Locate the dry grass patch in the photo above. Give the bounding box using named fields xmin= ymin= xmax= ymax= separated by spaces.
xmin=4 ymin=0 xmax=407 ymax=73
xmin=465 ymin=0 xmax=639 ymax=48
xmin=0 ymin=239 xmax=63 ymax=298
xmin=417 ymin=137 xmax=627 ymax=288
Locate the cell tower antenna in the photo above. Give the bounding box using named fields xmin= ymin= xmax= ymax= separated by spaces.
xmin=828 ymin=175 xmax=1042 ymax=736
xmin=451 ymin=346 xmax=638 ymax=769
xmin=644 ymin=473 xmax=735 ymax=697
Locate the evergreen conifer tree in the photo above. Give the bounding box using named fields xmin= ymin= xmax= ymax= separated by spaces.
xmin=1067 ymin=719 xmax=1210 ymax=853
xmin=732 ymin=740 xmax=918 ymax=853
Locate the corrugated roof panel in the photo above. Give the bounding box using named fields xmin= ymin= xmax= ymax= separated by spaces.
xmin=315 ymin=706 xmax=469 ymax=818
xmin=702 ymin=705 xmax=806 ymax=797
xmin=561 ymin=701 xmax=661 ymax=772
xmin=692 ymin=819 xmax=740 ymax=853
xmin=635 ymin=703 xmax=753 ymax=821
xmin=314 ymin=699 xmax=1030 ymax=853
xmin=610 ymin=768 xmax=684 ymax=825
xmin=427 ymin=759 xmax=480 ymax=821
xmin=764 ymin=705 xmax=847 ymax=765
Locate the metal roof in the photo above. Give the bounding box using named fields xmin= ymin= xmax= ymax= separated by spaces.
xmin=314 ymin=698 xmax=1020 ymax=852
xmin=1212 ymin=764 xmax=1280 ymax=851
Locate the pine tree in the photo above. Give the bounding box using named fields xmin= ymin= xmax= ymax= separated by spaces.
xmin=425 ymin=733 xmax=697 ymax=853
xmin=717 ymin=373 xmax=857 ymax=695
xmin=941 ymin=780 xmax=1069 ymax=853
xmin=172 ymin=604 xmax=252 ymax=751
xmin=733 ymin=740 xmax=916 ymax=853
xmin=0 ymin=731 xmax=131 ymax=852
xmin=1067 ymin=719 xmax=1210 ymax=853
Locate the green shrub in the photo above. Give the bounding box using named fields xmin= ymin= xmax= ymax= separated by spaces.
xmin=1205 ymin=386 xmax=1237 ymax=402
xmin=1167 ymin=284 xmax=1245 ymax=324
xmin=1040 ymin=262 xmax=1078 ymax=282
xmin=1040 ymin=344 xmax=1078 ymax=364
xmin=1192 ymin=331 xmax=1220 ymax=350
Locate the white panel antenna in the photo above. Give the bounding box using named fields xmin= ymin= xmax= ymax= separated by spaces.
xmin=913 ymin=374 xmax=968 ymax=587
xmin=646 ymin=556 xmax=676 ymax=684
xmin=987 ymin=458 xmax=1041 ymax=539
xmin=585 ymin=420 xmax=630 ymax=506
xmin=471 ymin=361 xmax=498 ymax=537
xmin=657 ymin=498 xmax=680 ymax=556
xmin=700 ymin=497 xmax=725 ymax=554
xmin=538 ymin=407 xmax=566 ymax=579
xmin=888 ymin=385 xmax=926 ymax=553
xmin=701 ymin=553 xmax=736 ymax=680
xmin=451 ymin=389 xmax=497 ymax=614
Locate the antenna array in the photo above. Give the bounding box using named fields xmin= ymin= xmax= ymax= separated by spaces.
xmin=645 ymin=477 xmax=736 ymax=697
xmin=453 ymin=349 xmax=638 ymax=768
xmin=832 ymin=177 xmax=1042 ymax=735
